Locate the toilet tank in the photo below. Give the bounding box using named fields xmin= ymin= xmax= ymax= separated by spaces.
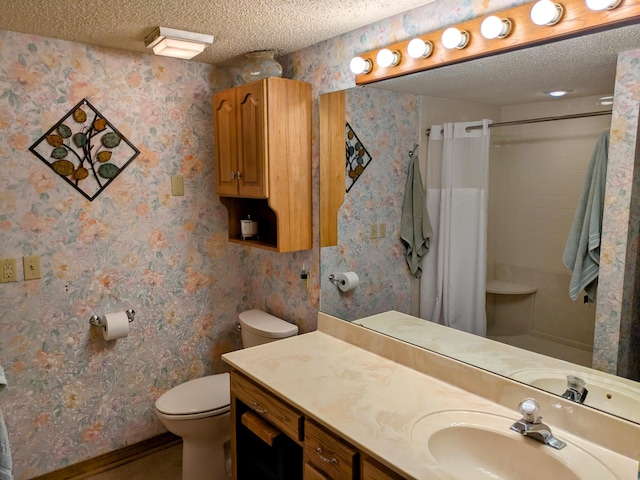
xmin=239 ymin=309 xmax=298 ymax=348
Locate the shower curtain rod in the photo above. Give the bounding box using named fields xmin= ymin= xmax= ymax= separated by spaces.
xmin=425 ymin=109 xmax=612 ymax=136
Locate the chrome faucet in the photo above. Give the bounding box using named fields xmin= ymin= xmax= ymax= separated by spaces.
xmin=510 ymin=398 xmax=566 ymax=450
xmin=562 ymin=375 xmax=589 ymax=404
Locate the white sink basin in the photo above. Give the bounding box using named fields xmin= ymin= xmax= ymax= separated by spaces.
xmin=411 ymin=410 xmax=616 ymax=480
xmin=509 ymin=368 xmax=640 ymax=423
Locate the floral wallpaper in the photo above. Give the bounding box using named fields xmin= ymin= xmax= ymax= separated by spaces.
xmin=0 ymin=31 xmax=315 ymax=478
xmin=320 ymin=87 xmax=419 ymax=320
xmin=0 ymin=0 xmax=639 ymax=477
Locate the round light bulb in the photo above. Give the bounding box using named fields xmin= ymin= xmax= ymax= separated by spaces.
xmin=530 ymin=0 xmax=563 ymax=26
xmin=376 ymin=48 xmax=400 ymax=68
xmin=407 ymin=39 xmax=433 ymax=59
xmin=586 ymin=0 xmax=621 ymax=10
xmin=441 ymin=28 xmax=469 ymax=49
xmin=480 ymin=16 xmax=511 ymax=39
xmin=350 ymin=56 xmax=371 ymax=75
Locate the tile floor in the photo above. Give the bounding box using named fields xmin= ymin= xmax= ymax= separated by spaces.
xmin=85 ymin=443 xmax=182 ymax=480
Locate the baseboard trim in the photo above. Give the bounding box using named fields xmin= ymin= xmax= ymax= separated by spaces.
xmin=31 ymin=432 xmax=181 ymax=480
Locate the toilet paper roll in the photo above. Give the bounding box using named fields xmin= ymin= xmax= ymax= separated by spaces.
xmin=101 ymin=311 xmax=130 ymax=340
xmin=336 ymin=271 xmax=360 ymax=292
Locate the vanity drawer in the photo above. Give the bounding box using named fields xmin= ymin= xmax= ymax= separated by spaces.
xmin=231 ymin=370 xmax=303 ymax=443
xmin=304 ymin=419 xmax=358 ymax=480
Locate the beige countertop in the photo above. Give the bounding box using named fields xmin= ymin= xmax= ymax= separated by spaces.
xmin=222 ymin=325 xmax=637 ymax=479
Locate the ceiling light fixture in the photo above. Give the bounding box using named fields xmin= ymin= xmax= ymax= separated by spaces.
xmin=144 ymin=27 xmax=214 ymax=60
xmin=376 ymin=48 xmax=401 ymax=68
xmin=480 ymin=16 xmax=513 ymax=39
xmin=586 ymin=0 xmax=622 ymax=9
xmin=544 ymin=89 xmax=573 ymax=97
xmin=441 ymin=28 xmax=470 ymax=49
xmin=530 ymin=0 xmax=564 ymax=26
xmin=407 ymin=39 xmax=434 ymax=59
xmin=350 ymin=56 xmax=372 ymax=75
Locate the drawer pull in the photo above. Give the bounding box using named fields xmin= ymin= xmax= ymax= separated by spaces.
xmin=251 ymin=401 xmax=269 ymax=414
xmin=315 ymin=447 xmax=338 ymax=465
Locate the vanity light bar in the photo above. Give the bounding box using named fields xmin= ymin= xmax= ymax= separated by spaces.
xmin=350 ymin=0 xmax=636 ymax=84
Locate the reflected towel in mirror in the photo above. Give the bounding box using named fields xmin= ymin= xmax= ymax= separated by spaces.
xmin=401 ymin=147 xmax=433 ymax=277
xmin=563 ymin=130 xmax=609 ymax=303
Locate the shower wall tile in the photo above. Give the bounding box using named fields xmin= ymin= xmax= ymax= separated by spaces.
xmin=487 ymin=96 xmax=611 ymax=348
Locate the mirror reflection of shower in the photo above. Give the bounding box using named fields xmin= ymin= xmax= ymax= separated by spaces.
xmin=417 ymin=97 xmax=611 ymax=368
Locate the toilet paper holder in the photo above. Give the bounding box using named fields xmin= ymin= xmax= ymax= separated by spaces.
xmin=89 ymin=309 xmax=135 ymax=327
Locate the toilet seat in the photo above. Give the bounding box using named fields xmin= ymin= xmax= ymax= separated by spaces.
xmin=155 ymin=373 xmax=230 ymax=417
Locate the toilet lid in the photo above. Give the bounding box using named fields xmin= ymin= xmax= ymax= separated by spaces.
xmin=155 ymin=373 xmax=230 ymax=416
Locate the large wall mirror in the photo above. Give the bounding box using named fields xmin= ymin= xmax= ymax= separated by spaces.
xmin=319 ymin=21 xmax=640 ymax=424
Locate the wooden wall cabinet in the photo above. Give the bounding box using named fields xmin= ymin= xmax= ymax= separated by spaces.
xmin=213 ymin=77 xmax=312 ymax=252
xmin=230 ymin=369 xmax=407 ymax=480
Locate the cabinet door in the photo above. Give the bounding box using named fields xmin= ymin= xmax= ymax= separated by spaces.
xmin=236 ymin=81 xmax=268 ymax=198
xmin=213 ymin=88 xmax=239 ymax=196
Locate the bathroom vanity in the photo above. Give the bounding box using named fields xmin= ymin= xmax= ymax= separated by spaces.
xmin=222 ymin=312 xmax=640 ymax=479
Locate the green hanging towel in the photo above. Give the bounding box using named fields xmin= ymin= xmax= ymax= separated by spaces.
xmin=401 ymin=148 xmax=433 ymax=278
xmin=562 ymin=131 xmax=609 ymax=303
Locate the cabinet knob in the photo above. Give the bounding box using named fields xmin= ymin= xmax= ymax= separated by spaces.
xmin=237 ymin=170 xmax=242 ymax=178
xmin=230 ymin=172 xmax=236 ymax=180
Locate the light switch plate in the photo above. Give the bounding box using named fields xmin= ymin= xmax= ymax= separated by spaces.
xmin=369 ymin=224 xmax=378 ymax=239
xmin=23 ymin=255 xmax=41 ymax=280
xmin=171 ymin=175 xmax=184 ymax=196
xmin=378 ymin=223 xmax=387 ymax=238
xmin=0 ymin=258 xmax=17 ymax=283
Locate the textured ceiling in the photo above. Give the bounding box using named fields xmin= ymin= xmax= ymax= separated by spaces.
xmin=0 ymin=0 xmax=434 ymax=66
xmin=0 ymin=1 xmax=638 ymax=106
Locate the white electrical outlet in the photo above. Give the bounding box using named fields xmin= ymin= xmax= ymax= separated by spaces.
xmin=0 ymin=258 xmax=17 ymax=283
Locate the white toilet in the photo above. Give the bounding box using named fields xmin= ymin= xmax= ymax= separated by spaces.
xmin=154 ymin=309 xmax=298 ymax=480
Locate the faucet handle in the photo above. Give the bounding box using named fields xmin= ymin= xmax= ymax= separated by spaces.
xmin=563 ymin=375 xmax=589 ymax=403
xmin=566 ymin=375 xmax=586 ymax=390
xmin=518 ymin=398 xmax=540 ymax=423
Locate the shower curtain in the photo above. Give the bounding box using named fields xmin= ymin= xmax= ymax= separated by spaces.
xmin=420 ymin=120 xmax=491 ymax=336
